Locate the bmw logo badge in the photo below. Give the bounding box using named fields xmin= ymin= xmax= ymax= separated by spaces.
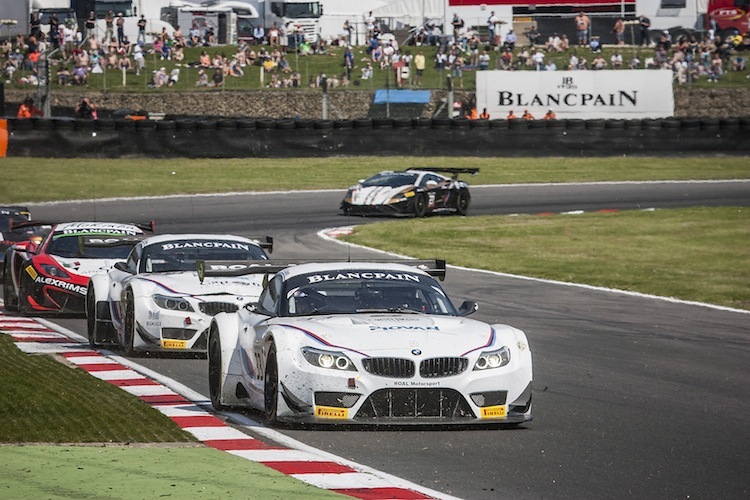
xmin=411 ymin=349 xmax=422 ymax=356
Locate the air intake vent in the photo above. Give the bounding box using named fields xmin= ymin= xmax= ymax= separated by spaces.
xmin=362 ymin=358 xmax=415 ymax=378
xmin=419 ymin=357 xmax=469 ymax=378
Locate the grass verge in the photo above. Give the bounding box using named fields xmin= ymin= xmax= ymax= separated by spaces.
xmin=342 ymin=206 xmax=750 ymax=311
xmin=0 ymin=445 xmax=344 ymax=500
xmin=0 ymin=334 xmax=194 ymax=443
xmin=0 ymin=156 xmax=748 ymax=204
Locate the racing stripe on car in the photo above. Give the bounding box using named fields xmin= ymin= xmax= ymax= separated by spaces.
xmin=0 ymin=316 xmax=454 ymax=500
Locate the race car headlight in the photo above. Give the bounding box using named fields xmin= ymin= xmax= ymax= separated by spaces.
xmin=302 ymin=347 xmax=357 ymax=371
xmin=403 ymin=191 xmax=415 ymax=198
xmin=153 ymin=294 xmax=194 ymax=312
xmin=39 ymin=263 xmax=70 ymax=278
xmin=473 ymin=347 xmax=511 ymax=370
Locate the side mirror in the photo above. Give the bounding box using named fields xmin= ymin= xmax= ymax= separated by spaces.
xmin=13 ymin=241 xmax=37 ymax=254
xmin=113 ymin=261 xmax=133 ymax=274
xmin=457 ymin=300 xmax=479 ymax=317
xmin=425 ymin=180 xmax=438 ymax=188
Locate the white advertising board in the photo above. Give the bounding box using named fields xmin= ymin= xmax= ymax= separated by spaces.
xmin=475 ymin=70 xmax=674 ymax=120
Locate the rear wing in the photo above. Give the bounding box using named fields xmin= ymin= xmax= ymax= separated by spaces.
xmin=77 ymin=235 xmax=145 ymax=255
xmin=0 ymin=206 xmax=31 ymax=219
xmin=426 ymin=167 xmax=480 ymax=178
xmin=248 ymin=235 xmax=273 ymax=254
xmin=197 ymin=259 xmax=447 ymax=283
xmin=10 ymin=220 xmax=156 ymax=233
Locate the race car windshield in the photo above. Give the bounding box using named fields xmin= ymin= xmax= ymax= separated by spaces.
xmin=47 ymin=233 xmax=137 ymax=259
xmin=142 ymin=239 xmax=267 ymax=273
xmin=361 ymin=173 xmax=418 ymax=188
xmin=0 ymin=214 xmax=28 ymax=233
xmin=283 ymin=271 xmax=457 ymax=317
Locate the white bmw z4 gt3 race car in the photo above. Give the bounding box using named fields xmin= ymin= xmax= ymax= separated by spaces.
xmin=86 ymin=234 xmax=272 ymax=355
xmin=204 ymin=259 xmax=533 ymax=426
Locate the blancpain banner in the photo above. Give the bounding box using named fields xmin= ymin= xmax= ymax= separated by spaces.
xmin=476 ymin=70 xmax=674 ymax=120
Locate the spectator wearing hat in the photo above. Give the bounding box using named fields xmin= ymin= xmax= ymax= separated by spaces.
xmin=195 ymin=69 xmax=209 ymax=86
xmin=117 ymin=12 xmax=125 ymax=45
xmin=17 ymin=97 xmax=43 ymax=118
xmin=544 ymin=109 xmax=557 ymax=120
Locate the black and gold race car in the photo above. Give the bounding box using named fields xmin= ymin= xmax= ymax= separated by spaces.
xmin=341 ymin=168 xmax=479 ymax=217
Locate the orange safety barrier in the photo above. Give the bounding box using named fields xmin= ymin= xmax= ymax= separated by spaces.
xmin=0 ymin=119 xmax=7 ymax=158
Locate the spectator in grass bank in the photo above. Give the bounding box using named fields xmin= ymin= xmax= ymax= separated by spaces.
xmin=575 ymin=11 xmax=590 ymax=47
xmin=478 ymin=49 xmax=490 ymax=70
xmin=195 ymin=69 xmax=209 ymax=86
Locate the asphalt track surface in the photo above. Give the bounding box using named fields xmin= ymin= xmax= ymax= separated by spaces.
xmin=17 ymin=181 xmax=750 ymax=499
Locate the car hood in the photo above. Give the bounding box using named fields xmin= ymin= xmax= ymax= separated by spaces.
xmin=349 ymin=185 xmax=410 ymax=206
xmin=54 ymin=257 xmax=123 ymax=278
xmin=140 ymin=272 xmax=265 ymax=299
xmin=277 ymin=313 xmax=497 ymax=357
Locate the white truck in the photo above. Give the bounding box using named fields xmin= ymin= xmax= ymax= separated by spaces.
xmin=202 ymin=0 xmax=323 ymax=42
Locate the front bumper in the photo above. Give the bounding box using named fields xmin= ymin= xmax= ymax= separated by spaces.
xmin=24 ymin=281 xmax=87 ymax=315
xmin=340 ymin=200 xmax=411 ymax=216
xmin=274 ymin=350 xmax=533 ymax=426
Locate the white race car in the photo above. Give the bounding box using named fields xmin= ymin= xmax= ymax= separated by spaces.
xmin=205 ymin=260 xmax=533 ymax=426
xmin=87 ymin=234 xmax=272 ymax=355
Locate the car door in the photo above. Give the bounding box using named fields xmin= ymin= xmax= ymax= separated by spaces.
xmin=420 ymin=173 xmax=450 ymax=209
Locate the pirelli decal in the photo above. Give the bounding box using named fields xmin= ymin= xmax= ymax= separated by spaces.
xmin=315 ymin=406 xmax=349 ymax=419
xmin=25 ymin=265 xmax=38 ymax=280
xmin=162 ymin=339 xmax=188 ymax=349
xmin=480 ymin=405 xmax=508 ymax=419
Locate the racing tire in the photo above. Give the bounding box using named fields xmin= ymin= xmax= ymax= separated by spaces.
xmin=18 ymin=274 xmax=34 ymax=316
xmin=264 ymin=343 xmax=279 ymax=425
xmin=412 ymin=193 xmax=427 ymax=218
xmin=455 ymin=190 xmax=470 ymax=216
xmin=87 ymin=288 xmax=114 ymax=348
xmin=2 ymin=260 xmax=18 ymax=312
xmin=87 ymin=289 xmax=99 ymax=347
xmin=123 ymin=296 xmax=138 ymax=357
xmin=208 ymin=326 xmax=227 ymax=411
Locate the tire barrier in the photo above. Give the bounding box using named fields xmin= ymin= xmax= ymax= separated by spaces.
xmin=584 ymin=119 xmax=606 ymax=129
xmin=413 ymin=117 xmax=432 ymax=128
xmin=236 ymin=119 xmax=257 ymax=129
xmin=393 ymin=118 xmax=412 ymax=128
xmin=604 ymin=119 xmax=625 ymax=129
xmin=372 ymin=117 xmax=393 ymax=128
xmin=95 ymin=118 xmax=116 ymax=129
xmin=5 ymin=117 xmax=749 ymax=158
xmin=156 ymin=120 xmax=177 ymax=130
xmin=431 ymin=117 xmax=451 ymax=129
xmin=295 ymin=119 xmax=315 ymax=129
xmin=134 ymin=119 xmax=157 ymax=129
xmin=216 ymin=119 xmax=238 ymax=129
xmin=314 ymin=119 xmax=334 ymax=130
xmin=353 ymin=118 xmax=372 ymax=128
xmin=333 ymin=119 xmax=354 ymax=129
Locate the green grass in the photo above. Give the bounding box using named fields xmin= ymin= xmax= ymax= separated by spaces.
xmin=342 ymin=206 xmax=750 ymax=310
xmin=0 ymin=156 xmax=748 ymax=204
xmin=7 ymin=42 xmax=750 ymax=93
xmin=0 ymin=334 xmax=196 ymax=443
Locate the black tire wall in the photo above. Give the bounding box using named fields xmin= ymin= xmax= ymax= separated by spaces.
xmin=5 ymin=117 xmax=750 ymax=158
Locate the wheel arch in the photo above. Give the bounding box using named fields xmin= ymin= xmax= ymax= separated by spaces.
xmin=211 ymin=312 xmax=243 ymax=378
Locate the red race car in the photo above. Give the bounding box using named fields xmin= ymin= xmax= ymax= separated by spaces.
xmin=3 ymin=221 xmax=153 ymax=316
